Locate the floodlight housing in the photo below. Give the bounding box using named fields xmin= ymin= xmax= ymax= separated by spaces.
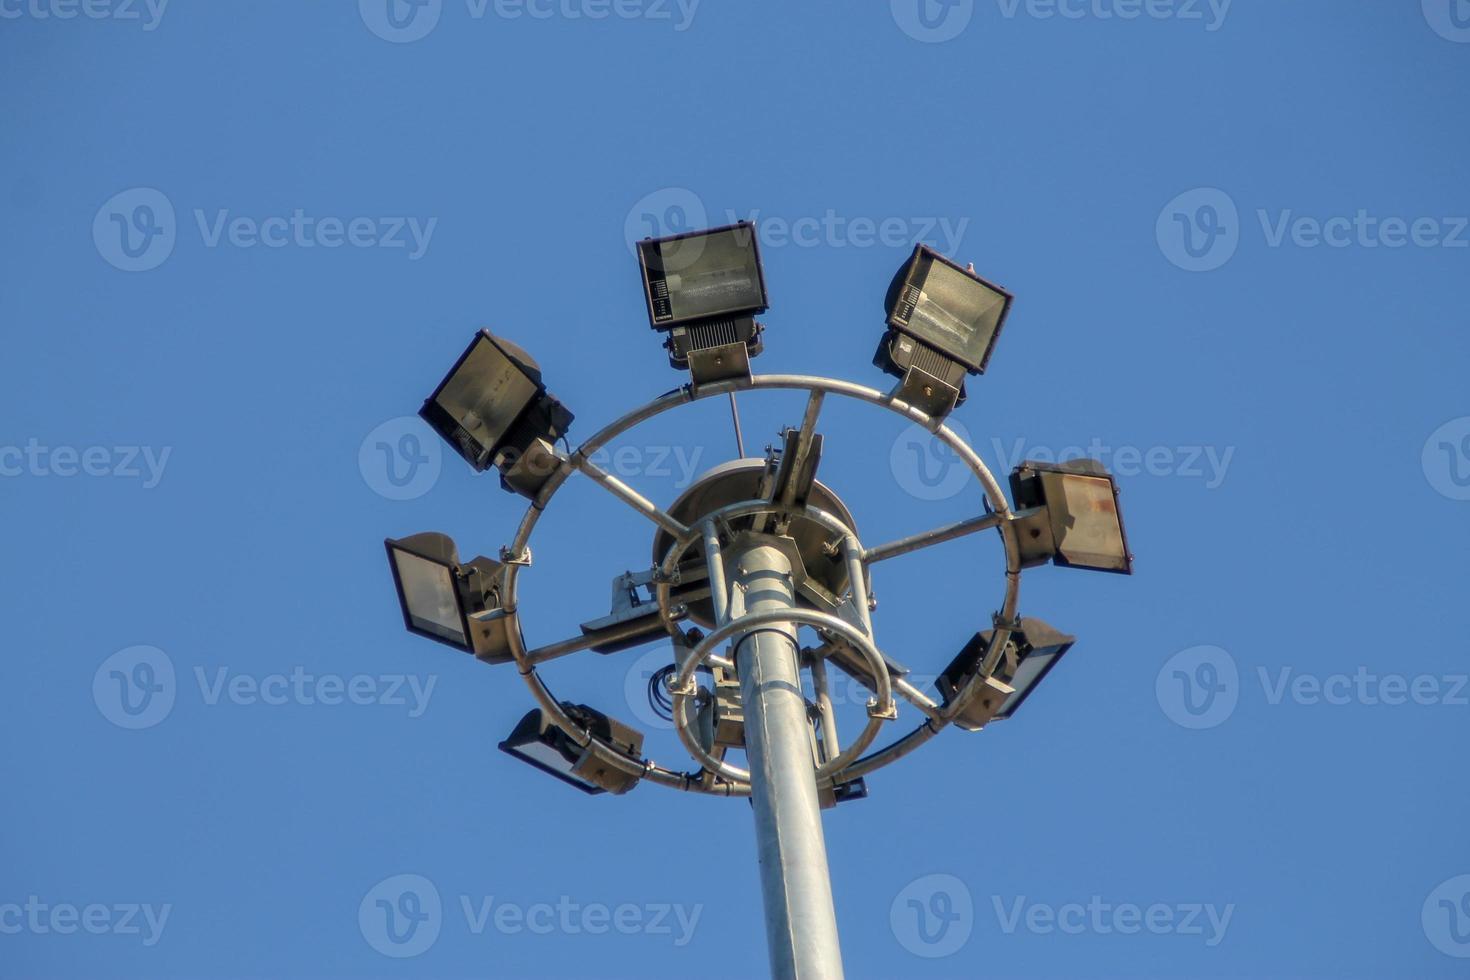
xmin=385 ymin=531 xmax=513 ymax=663
xmin=937 ymin=617 xmax=1077 ymax=729
xmin=497 ymin=703 xmax=645 ymax=795
xmin=874 ymin=245 xmax=1013 ymax=417
xmin=637 ymin=222 xmax=768 ymax=378
xmin=419 ymin=330 xmax=573 ymax=497
xmin=1009 ymin=458 xmax=1133 ymax=574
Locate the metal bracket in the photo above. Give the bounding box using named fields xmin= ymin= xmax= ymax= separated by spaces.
xmin=895 ymin=363 xmax=961 ymax=418
xmin=499 ymin=545 xmax=533 ymax=566
xmin=687 ymin=340 xmax=752 ymax=385
xmin=865 ymin=697 xmax=900 ymax=721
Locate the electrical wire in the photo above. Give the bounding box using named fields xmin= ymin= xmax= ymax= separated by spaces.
xmin=648 ymin=664 xmax=677 ymax=722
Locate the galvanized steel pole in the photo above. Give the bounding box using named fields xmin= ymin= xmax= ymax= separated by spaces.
xmin=729 ymin=538 xmax=845 ymax=980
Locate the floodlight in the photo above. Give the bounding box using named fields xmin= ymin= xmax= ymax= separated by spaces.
xmin=637 ymin=222 xmax=768 ymax=380
xmin=498 ymin=703 xmax=645 ymax=795
xmin=1009 ymin=459 xmax=1133 ymax=574
xmin=385 ymin=532 xmax=513 ymax=663
xmin=419 ymin=330 xmax=573 ymax=497
xmin=874 ymin=245 xmax=1013 ymax=417
xmin=937 ymin=617 xmax=1077 ymax=729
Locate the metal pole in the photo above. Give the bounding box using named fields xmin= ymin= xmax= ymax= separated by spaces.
xmin=729 ymin=538 xmax=845 ymax=980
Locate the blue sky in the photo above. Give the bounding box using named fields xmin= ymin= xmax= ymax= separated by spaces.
xmin=3 ymin=2 xmax=1468 ymax=977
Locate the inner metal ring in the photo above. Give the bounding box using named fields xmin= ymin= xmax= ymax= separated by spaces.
xmin=669 ymin=605 xmax=896 ymax=788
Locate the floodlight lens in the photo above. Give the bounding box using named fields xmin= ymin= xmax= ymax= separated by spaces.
xmin=909 ymin=262 xmax=1005 ymax=360
xmin=887 ymin=246 xmax=1012 ymax=374
xmin=426 ymin=334 xmax=541 ymax=468
xmin=390 ymin=548 xmax=465 ymax=645
xmin=640 ymin=224 xmax=767 ymax=329
xmin=1045 ymin=471 xmax=1130 ymax=572
xmin=998 ymin=646 xmax=1063 ymax=717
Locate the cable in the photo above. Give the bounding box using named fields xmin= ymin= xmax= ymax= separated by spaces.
xmin=648 ymin=664 xmax=677 ymax=722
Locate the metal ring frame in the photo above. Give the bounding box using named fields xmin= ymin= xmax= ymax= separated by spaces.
xmin=498 ymin=374 xmax=1024 ymax=796
xmin=668 ymin=606 xmax=896 ymax=788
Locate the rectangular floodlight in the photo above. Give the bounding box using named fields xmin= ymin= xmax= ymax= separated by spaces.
xmin=992 ymin=618 xmax=1077 ymax=720
xmin=1010 ymin=459 xmax=1133 ymax=574
xmin=937 ymin=617 xmax=1077 ymax=727
xmin=638 ymin=222 xmax=768 ymax=331
xmin=387 ymin=534 xmax=467 ymax=647
xmin=385 ymin=532 xmax=513 ymax=663
xmin=420 ymin=330 xmax=573 ymax=478
xmin=885 ymin=245 xmax=1013 ymax=375
xmin=498 ymin=703 xmax=645 ymax=795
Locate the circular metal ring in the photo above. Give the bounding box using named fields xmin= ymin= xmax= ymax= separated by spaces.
xmin=499 ymin=374 xmax=1023 ymax=795
xmin=669 ymin=606 xmax=895 ymax=787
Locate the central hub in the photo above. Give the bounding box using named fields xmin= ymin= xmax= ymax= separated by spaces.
xmin=650 ymin=458 xmax=859 ymax=629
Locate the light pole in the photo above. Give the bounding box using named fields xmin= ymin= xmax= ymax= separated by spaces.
xmin=383 ymin=223 xmax=1133 ymax=979
xmin=730 ymin=537 xmax=844 ymax=977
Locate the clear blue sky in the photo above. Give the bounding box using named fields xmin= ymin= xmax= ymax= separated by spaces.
xmin=3 ymin=2 xmax=1468 ymax=977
